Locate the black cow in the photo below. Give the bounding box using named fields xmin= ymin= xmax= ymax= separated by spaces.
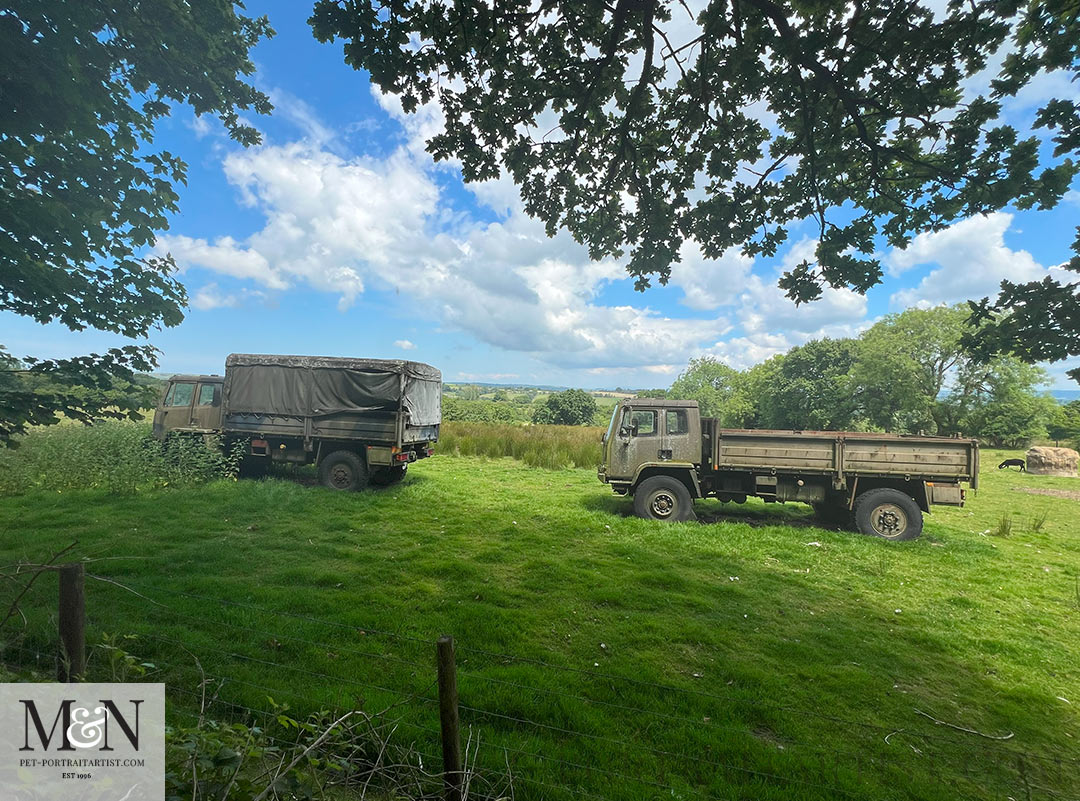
xmin=998 ymin=458 xmax=1026 ymax=471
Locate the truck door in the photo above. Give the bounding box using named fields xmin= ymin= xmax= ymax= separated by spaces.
xmin=189 ymin=382 xmax=223 ymax=431
xmin=661 ymin=408 xmax=698 ymax=463
xmin=609 ymin=406 xmax=659 ymax=479
xmin=156 ymin=380 xmax=196 ymax=434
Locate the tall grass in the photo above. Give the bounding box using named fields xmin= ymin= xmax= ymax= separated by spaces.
xmin=438 ymin=421 xmax=602 ymax=470
xmin=0 ymin=420 xmax=240 ymax=495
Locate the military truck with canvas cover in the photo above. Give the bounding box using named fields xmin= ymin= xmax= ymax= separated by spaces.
xmin=153 ymin=354 xmax=440 ymax=490
xmin=599 ymin=398 xmax=979 ymax=540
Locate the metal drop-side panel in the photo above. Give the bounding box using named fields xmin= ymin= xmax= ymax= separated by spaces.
xmin=712 ymin=429 xmax=977 ymax=482
xmin=844 ymin=439 xmax=972 ymax=477
xmin=716 ymin=434 xmax=837 ymax=473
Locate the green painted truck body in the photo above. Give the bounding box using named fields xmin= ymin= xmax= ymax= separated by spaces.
xmin=152 ymin=354 xmax=440 ymax=490
xmin=599 ymin=398 xmax=979 ymax=540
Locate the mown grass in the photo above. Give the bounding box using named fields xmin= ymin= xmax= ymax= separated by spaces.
xmin=0 ymin=425 xmax=1078 ymax=800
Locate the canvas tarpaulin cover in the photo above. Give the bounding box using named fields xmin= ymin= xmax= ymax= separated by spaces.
xmin=224 ymin=354 xmax=441 ymax=426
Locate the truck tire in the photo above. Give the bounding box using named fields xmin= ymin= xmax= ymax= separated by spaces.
xmin=633 ymin=476 xmax=695 ymax=522
xmin=370 ymin=465 xmax=407 ymax=486
xmin=319 ymin=450 xmax=368 ymax=491
xmin=853 ymin=488 xmax=923 ymax=541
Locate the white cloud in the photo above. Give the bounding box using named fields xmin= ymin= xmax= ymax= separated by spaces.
xmin=159 ymin=234 xmax=286 ymax=289
xmin=188 ymin=115 xmax=213 ymax=139
xmin=268 ymin=87 xmax=341 ymax=150
xmin=1004 ymin=69 xmax=1080 ymax=115
xmin=667 ymin=235 xmax=867 ymax=350
xmin=191 ymin=283 xmax=237 ymax=311
xmin=158 ymin=135 xmax=735 ymax=370
xmin=668 ymin=242 xmax=755 ymax=310
xmin=394 ymin=339 xmax=417 ymax=351
xmin=703 ymin=333 xmax=793 ymax=370
xmin=886 ymin=213 xmax=1066 ymax=308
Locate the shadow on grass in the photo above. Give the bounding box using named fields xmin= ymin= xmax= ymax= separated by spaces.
xmin=255 ymin=464 xmax=435 ymax=492
xmin=583 ymin=492 xmax=837 ymax=530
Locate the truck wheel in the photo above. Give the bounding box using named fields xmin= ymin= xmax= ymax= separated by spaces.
xmin=319 ymin=450 xmax=368 ymax=491
xmin=633 ymin=476 xmax=695 ymax=522
xmin=370 ymin=465 xmax=407 ymax=486
xmin=853 ymin=488 xmax=923 ymax=541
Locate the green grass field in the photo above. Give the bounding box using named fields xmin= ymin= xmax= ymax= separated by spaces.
xmin=1 ymin=438 xmax=1078 ymax=799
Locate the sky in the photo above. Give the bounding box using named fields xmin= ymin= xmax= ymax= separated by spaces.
xmin=4 ymin=1 xmax=1080 ymax=390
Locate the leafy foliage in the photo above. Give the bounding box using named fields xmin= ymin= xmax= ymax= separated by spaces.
xmin=0 ymin=1 xmax=272 ymax=443
xmin=852 ymin=305 xmax=975 ymax=433
xmin=311 ymin=0 xmax=1080 ymax=373
xmin=758 ymin=339 xmax=861 ymax=430
xmin=668 ymin=357 xmax=741 ymax=422
xmin=532 ymin=388 xmax=599 ymax=425
xmin=0 ymin=348 xmax=164 ymax=443
xmin=950 ymin=357 xmax=1056 ymax=447
xmin=1047 ymin=400 xmax=1080 ymax=444
xmin=0 ymin=421 xmax=246 ymax=495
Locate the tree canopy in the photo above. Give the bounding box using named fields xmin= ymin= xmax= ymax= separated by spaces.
xmin=532 ymin=389 xmax=599 ymax=426
xmin=649 ymin=305 xmax=1059 ymax=444
xmin=311 ymin=0 xmax=1080 ymax=378
xmin=0 ymin=1 xmax=272 ymax=442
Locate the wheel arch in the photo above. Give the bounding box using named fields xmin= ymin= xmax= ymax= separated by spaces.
xmin=851 ymin=477 xmax=929 ymax=512
xmin=632 ymin=464 xmax=701 ymax=499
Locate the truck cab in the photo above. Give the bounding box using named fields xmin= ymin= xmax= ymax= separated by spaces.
xmin=600 ymin=398 xmax=701 ymax=496
xmin=152 ymin=375 xmax=224 ymax=438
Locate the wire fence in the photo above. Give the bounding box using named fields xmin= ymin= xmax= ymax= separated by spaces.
xmin=1 ymin=564 xmax=1076 ymax=801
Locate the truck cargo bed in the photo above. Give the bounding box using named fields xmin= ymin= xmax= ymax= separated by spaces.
xmin=709 ymin=427 xmax=979 ymax=488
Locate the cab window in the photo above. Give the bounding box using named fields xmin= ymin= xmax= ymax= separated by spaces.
xmin=666 ymin=410 xmax=688 ymax=435
xmin=628 ymin=409 xmax=657 ymax=436
xmin=165 ymin=382 xmax=195 ymax=407
xmin=197 ymin=384 xmax=220 ymax=407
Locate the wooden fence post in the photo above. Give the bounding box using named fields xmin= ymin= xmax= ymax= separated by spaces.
xmin=58 ymin=563 xmax=85 ymax=682
xmin=436 ymin=635 xmax=462 ymax=801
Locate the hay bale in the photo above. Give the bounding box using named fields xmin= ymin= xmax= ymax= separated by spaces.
xmin=1025 ymin=446 xmax=1079 ymax=477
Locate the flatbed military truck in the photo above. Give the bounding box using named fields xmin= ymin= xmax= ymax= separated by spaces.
xmin=598 ymin=398 xmax=978 ymax=540
xmin=153 ymin=354 xmax=440 ymax=490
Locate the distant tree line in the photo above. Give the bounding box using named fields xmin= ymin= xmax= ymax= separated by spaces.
xmin=440 ymin=304 xmax=1073 ymax=446
xmin=658 ymin=305 xmax=1063 ymax=448
xmin=442 ymin=387 xmax=601 ymax=427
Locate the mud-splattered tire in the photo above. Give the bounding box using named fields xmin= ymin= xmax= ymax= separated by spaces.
xmin=633 ymin=476 xmax=695 ymax=522
xmin=370 ymin=465 xmax=407 ymax=486
xmin=853 ymin=488 xmax=922 ymax=541
xmin=319 ymin=450 xmax=368 ymax=491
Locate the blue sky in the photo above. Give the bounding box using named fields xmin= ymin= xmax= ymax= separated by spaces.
xmin=4 ymin=1 xmax=1080 ymax=389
